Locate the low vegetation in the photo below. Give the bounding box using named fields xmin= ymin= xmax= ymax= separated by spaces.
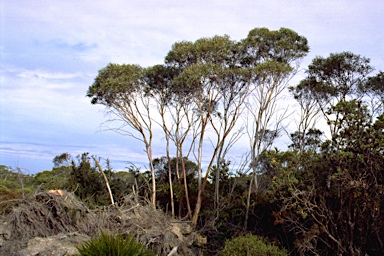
xmin=221 ymin=234 xmax=287 ymax=256
xmin=75 ymin=230 xmax=155 ymax=256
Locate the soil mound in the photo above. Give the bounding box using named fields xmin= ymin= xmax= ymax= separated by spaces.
xmin=0 ymin=191 xmax=203 ymax=255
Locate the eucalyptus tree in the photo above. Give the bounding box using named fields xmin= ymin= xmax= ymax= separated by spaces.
xmin=145 ymin=64 xmax=178 ymax=217
xmin=362 ymin=71 xmax=384 ymax=117
xmin=87 ymin=64 xmax=158 ymax=205
xmin=145 ymin=64 xmax=201 ymax=218
xmin=209 ymin=66 xmax=251 ymax=213
xmin=240 ymin=28 xmax=309 ymax=229
xmin=168 ymin=36 xmax=235 ymax=191
xmin=146 ymin=62 xmax=198 ymax=218
xmin=167 ymin=35 xmax=255 ymax=225
xmin=167 ymin=95 xmax=197 ymax=219
xmin=53 ymin=152 xmax=73 ymax=168
xmin=289 ymin=80 xmax=322 ymax=151
xmin=166 ymin=28 xmax=310 ymax=226
xmin=291 ymin=52 xmax=374 ymax=138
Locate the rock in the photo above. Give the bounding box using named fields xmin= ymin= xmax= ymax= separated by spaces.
xmin=170 ymin=224 xmax=183 ymax=240
xmin=195 ymin=234 xmax=207 ymax=247
xmin=18 ymin=233 xmax=89 ymax=256
xmin=0 ymin=222 xmax=11 ymax=248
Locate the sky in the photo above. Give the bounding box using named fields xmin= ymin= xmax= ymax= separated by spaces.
xmin=1 ymin=0 xmax=383 ymax=174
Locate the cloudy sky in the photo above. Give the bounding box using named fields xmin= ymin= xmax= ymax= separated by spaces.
xmin=1 ymin=0 xmax=383 ymax=174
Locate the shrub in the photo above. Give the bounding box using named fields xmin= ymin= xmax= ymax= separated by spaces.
xmin=221 ymin=234 xmax=288 ymax=256
xmin=75 ymin=230 xmax=155 ymax=256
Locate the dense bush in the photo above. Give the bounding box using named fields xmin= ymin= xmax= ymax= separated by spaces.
xmin=220 ymin=234 xmax=288 ymax=256
xmin=75 ymin=230 xmax=155 ymax=256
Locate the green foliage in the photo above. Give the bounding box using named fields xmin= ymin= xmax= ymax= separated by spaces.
xmin=109 ymin=171 xmax=135 ymax=201
xmin=267 ymin=101 xmax=384 ymax=255
xmin=361 ymin=71 xmax=384 ymax=117
xmin=153 ymin=156 xmax=198 ymax=184
xmin=53 ymin=152 xmax=72 ymax=168
xmin=87 ymin=63 xmax=144 ymax=106
xmin=0 ymin=165 xmax=35 ymax=193
xmin=220 ymin=234 xmax=288 ymax=256
xmin=34 ymin=166 xmax=71 ymax=190
xmin=289 ymin=128 xmax=323 ymax=151
xmin=68 ymin=153 xmax=105 ymax=206
xmin=152 ymin=156 xmax=200 ymax=216
xmin=0 ymin=165 xmax=37 ymax=214
xmin=75 ymin=230 xmax=155 ymax=256
xmin=209 ymin=158 xmax=231 ymax=183
xmin=144 ymin=64 xmax=182 ymax=104
xmin=242 ymin=27 xmax=309 ymax=66
xmin=306 ymin=51 xmax=373 ymax=101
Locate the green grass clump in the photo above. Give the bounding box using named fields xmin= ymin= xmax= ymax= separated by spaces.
xmin=220 ymin=234 xmax=288 ymax=256
xmin=75 ymin=230 xmax=155 ymax=256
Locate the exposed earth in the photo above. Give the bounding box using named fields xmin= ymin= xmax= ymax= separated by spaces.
xmin=0 ymin=190 xmax=205 ymax=255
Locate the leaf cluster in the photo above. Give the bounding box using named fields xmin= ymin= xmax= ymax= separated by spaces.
xmin=87 ymin=64 xmax=144 ymax=106
xmin=75 ymin=230 xmax=155 ymax=256
xmin=220 ymin=233 xmax=288 ymax=256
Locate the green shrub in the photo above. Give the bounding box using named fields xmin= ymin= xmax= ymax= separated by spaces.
xmin=75 ymin=230 xmax=155 ymax=256
xmin=221 ymin=234 xmax=288 ymax=256
xmin=0 ymin=184 xmax=10 ymax=193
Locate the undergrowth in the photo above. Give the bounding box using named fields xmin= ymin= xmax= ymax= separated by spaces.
xmin=75 ymin=230 xmax=155 ymax=256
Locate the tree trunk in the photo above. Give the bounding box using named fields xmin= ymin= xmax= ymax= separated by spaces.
xmin=145 ymin=144 xmax=156 ymax=206
xmin=192 ymin=146 xmax=220 ymax=227
xmin=197 ymin=129 xmax=205 ymax=191
xmin=214 ymin=158 xmax=221 ymax=215
xmin=180 ymin=148 xmax=192 ymax=219
xmin=166 ymin=137 xmax=175 ymax=218
xmin=244 ymin=171 xmax=254 ymax=230
xmin=192 ymin=184 xmax=204 ymax=226
xmin=92 ymin=156 xmax=115 ymax=205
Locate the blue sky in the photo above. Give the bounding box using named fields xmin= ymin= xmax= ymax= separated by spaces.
xmin=1 ymin=0 xmax=383 ymax=174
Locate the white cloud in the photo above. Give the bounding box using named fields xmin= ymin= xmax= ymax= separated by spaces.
xmin=17 ymin=69 xmax=83 ymax=80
